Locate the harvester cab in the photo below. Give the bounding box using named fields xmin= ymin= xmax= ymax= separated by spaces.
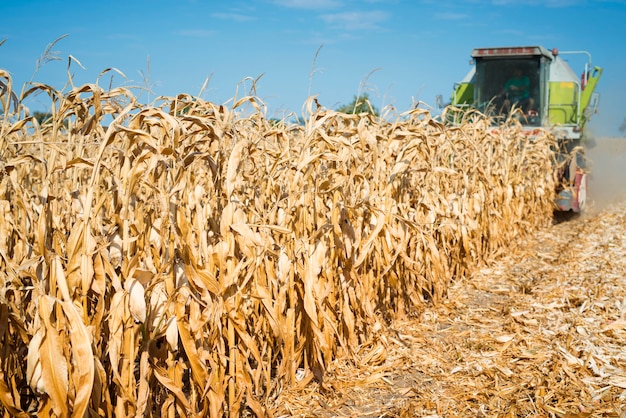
xmin=449 ymin=46 xmax=603 ymax=212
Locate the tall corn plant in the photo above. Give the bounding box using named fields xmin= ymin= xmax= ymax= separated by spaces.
xmin=0 ymin=73 xmax=556 ymax=417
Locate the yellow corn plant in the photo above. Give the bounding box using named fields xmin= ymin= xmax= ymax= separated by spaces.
xmin=0 ymin=71 xmax=556 ymax=416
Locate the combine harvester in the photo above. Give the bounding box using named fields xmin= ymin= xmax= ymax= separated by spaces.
xmin=449 ymin=46 xmax=602 ymax=212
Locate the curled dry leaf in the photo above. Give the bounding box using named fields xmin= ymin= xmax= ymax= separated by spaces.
xmin=165 ymin=316 xmax=179 ymax=351
xmin=26 ymin=330 xmax=45 ymax=395
xmin=109 ymin=230 xmax=123 ymax=268
xmin=125 ymin=278 xmax=147 ymax=323
xmin=493 ymin=334 xmax=515 ymax=343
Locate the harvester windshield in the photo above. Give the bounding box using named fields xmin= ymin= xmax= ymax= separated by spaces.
xmin=475 ymin=58 xmax=542 ymax=125
xmin=448 ymin=46 xmax=557 ymax=127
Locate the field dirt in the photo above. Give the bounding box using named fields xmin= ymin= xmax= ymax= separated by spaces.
xmin=274 ymin=137 xmax=626 ymax=417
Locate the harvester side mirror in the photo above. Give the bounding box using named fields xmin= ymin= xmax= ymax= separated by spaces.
xmin=590 ymin=93 xmax=600 ymax=114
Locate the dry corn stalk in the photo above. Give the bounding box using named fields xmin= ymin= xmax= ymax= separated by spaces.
xmin=0 ymin=74 xmax=557 ymax=416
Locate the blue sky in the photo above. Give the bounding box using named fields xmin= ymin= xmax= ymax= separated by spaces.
xmin=1 ymin=0 xmax=625 ymax=136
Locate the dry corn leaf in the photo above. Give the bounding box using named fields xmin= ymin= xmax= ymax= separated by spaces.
xmin=0 ymin=376 xmax=29 ymax=417
xmin=493 ymin=334 xmax=515 ymax=343
xmin=39 ymin=305 xmax=69 ymax=417
xmin=153 ymin=366 xmax=192 ymax=413
xmin=125 ymin=278 xmax=147 ymax=323
xmin=165 ymin=316 xmax=179 ymax=351
xmin=26 ymin=329 xmax=45 ymax=395
xmin=61 ymin=299 xmax=95 ymax=418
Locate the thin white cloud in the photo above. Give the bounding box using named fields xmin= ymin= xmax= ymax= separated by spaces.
xmin=210 ymin=12 xmax=256 ymax=22
xmin=271 ymin=0 xmax=341 ymax=9
xmin=320 ymin=10 xmax=389 ymax=31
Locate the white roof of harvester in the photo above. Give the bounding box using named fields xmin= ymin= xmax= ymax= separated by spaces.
xmin=470 ymin=45 xmax=579 ymax=83
xmin=471 ymin=46 xmax=554 ymax=59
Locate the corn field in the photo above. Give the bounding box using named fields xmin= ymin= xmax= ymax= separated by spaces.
xmin=0 ymin=71 xmax=558 ymax=416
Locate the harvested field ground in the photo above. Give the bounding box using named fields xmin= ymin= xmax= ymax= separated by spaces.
xmin=274 ymin=137 xmax=626 ymax=417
